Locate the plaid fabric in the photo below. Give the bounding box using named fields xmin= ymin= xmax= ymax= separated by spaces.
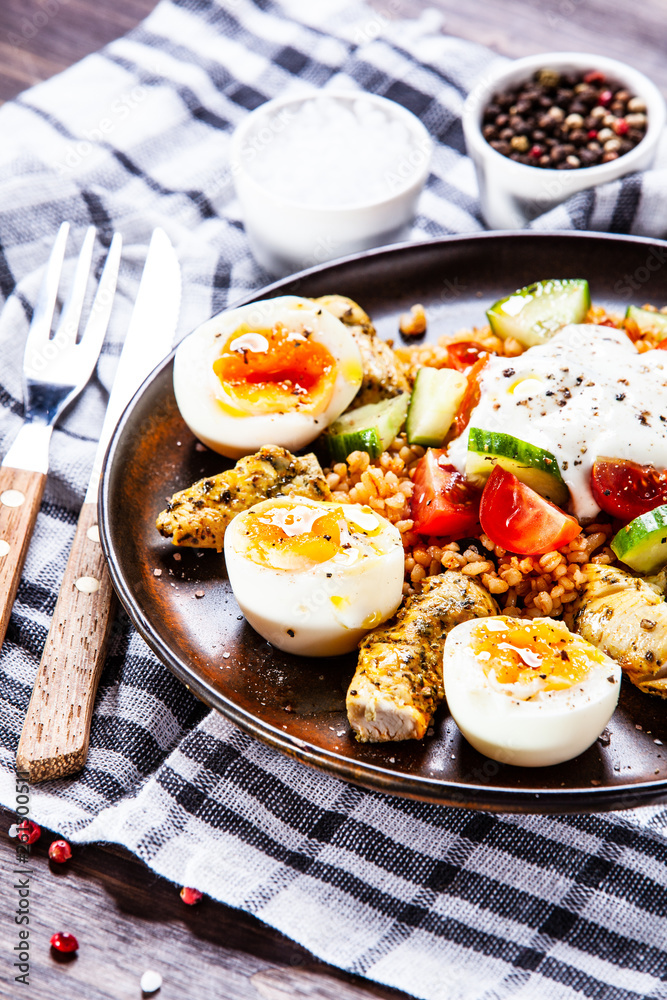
xmin=2 ymin=2 xmax=667 ymax=997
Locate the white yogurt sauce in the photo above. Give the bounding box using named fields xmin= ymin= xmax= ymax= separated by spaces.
xmin=446 ymin=324 xmax=667 ymax=520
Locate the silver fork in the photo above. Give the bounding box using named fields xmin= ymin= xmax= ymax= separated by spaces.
xmin=0 ymin=222 xmax=122 ymax=651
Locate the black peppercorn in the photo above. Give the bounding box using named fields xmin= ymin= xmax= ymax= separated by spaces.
xmin=482 ymin=68 xmax=647 ymax=170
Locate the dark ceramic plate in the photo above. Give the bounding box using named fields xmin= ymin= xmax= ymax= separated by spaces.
xmin=100 ymin=232 xmax=667 ymax=813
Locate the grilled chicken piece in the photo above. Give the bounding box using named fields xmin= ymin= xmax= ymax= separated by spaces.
xmin=347 ymin=571 xmax=499 ymax=742
xmin=314 ymin=294 xmax=410 ymax=407
xmin=570 ymin=563 xmax=667 ymax=696
xmin=156 ymin=446 xmax=331 ymax=551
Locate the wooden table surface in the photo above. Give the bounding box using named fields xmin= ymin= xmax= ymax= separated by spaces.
xmin=1 ymin=2 xmax=666 ymax=998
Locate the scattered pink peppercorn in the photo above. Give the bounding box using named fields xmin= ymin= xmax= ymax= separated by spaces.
xmin=587 ymin=129 xmax=598 ymax=139
xmin=180 ymin=886 xmax=203 ymax=905
xmin=584 ymin=70 xmax=606 ymax=84
xmin=17 ymin=820 xmax=41 ymax=845
xmin=614 ymin=118 xmax=629 ymax=135
xmin=49 ymin=840 xmax=72 ymax=863
xmin=50 ymin=932 xmax=78 ymax=954
xmin=529 ymin=144 xmax=543 ymax=158
xmin=599 ymin=89 xmax=613 ymax=106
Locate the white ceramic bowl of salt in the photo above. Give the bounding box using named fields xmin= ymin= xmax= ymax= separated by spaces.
xmin=230 ymin=90 xmax=433 ymax=276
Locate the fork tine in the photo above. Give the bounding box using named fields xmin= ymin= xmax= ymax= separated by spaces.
xmin=24 ymin=221 xmax=70 ymax=363
xmin=75 ymin=232 xmax=123 ymax=374
xmin=53 ymin=225 xmax=96 ymax=350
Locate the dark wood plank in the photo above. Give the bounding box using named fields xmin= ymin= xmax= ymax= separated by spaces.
xmin=372 ymin=0 xmax=667 ymax=96
xmin=0 ymin=809 xmax=411 ymax=1000
xmin=2 ymin=0 xmax=666 ymax=105
xmin=0 ymin=0 xmax=158 ymax=102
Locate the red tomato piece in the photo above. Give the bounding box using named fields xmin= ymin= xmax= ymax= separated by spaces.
xmin=479 ymin=465 xmax=581 ymax=555
xmin=591 ymin=458 xmax=667 ymax=520
xmin=411 ymin=449 xmax=480 ymax=538
xmin=447 ymin=354 xmax=488 ymax=441
xmin=446 ymin=341 xmax=488 ymax=372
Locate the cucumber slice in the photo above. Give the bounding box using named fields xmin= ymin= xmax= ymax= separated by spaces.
xmin=487 ymin=279 xmax=590 ymax=347
xmin=466 ymin=427 xmax=568 ymax=507
xmin=406 ymin=367 xmax=467 ymax=447
xmin=321 ymin=393 xmax=409 ymax=462
xmin=625 ymin=305 xmax=667 ymax=340
xmin=611 ymin=505 xmax=667 ymax=574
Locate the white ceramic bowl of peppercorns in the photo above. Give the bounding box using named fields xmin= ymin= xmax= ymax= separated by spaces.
xmin=462 ymin=52 xmax=665 ymax=229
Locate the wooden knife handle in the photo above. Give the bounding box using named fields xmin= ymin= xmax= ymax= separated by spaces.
xmin=16 ymin=501 xmax=116 ymax=782
xmin=0 ymin=466 xmax=47 ymax=651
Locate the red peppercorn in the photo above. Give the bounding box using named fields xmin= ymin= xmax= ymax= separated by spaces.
xmin=587 ymin=129 xmax=598 ymax=139
xmin=614 ymin=118 xmax=629 ymax=135
xmin=50 ymin=932 xmax=78 ymax=954
xmin=529 ymin=144 xmax=543 ymax=158
xmin=599 ymin=89 xmax=613 ymax=106
xmin=16 ymin=820 xmax=41 ymax=845
xmin=584 ymin=70 xmax=606 ymax=84
xmin=180 ymin=886 xmax=203 ymax=905
xmin=49 ymin=840 xmax=72 ymax=863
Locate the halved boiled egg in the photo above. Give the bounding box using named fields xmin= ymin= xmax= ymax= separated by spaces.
xmin=443 ymin=616 xmax=621 ymax=767
xmin=174 ymin=295 xmax=363 ymax=457
xmin=224 ymin=496 xmax=404 ymax=656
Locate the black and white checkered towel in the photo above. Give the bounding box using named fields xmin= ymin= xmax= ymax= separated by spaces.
xmin=2 ymin=2 xmax=667 ymax=997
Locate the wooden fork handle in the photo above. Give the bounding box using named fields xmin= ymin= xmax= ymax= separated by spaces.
xmin=16 ymin=501 xmax=116 ymax=782
xmin=0 ymin=466 xmax=47 ymax=651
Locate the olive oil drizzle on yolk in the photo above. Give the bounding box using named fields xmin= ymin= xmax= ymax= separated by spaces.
xmin=244 ymin=504 xmax=343 ymax=566
xmin=241 ymin=502 xmax=385 ymax=570
xmin=213 ymin=321 xmax=336 ymax=414
xmin=472 ymin=619 xmax=605 ymax=690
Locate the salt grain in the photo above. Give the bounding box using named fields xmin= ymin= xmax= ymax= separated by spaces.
xmin=140 ymin=969 xmax=162 ymax=994
xmin=245 ymin=95 xmax=425 ymax=207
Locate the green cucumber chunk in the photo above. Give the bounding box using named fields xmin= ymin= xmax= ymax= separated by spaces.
xmin=625 ymin=305 xmax=667 ymax=339
xmin=406 ymin=367 xmax=467 ymax=447
xmin=466 ymin=427 xmax=568 ymax=507
xmin=611 ymin=505 xmax=667 ymax=574
xmin=487 ymin=279 xmax=590 ymax=347
xmin=321 ymin=393 xmax=409 ymax=462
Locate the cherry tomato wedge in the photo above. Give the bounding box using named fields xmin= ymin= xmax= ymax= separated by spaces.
xmin=591 ymin=457 xmax=667 ymax=520
xmin=447 ymin=354 xmax=488 ymax=442
xmin=411 ymin=449 xmax=480 ymax=538
xmin=446 ymin=341 xmax=488 ymax=371
xmin=480 ymin=465 xmax=581 ymax=555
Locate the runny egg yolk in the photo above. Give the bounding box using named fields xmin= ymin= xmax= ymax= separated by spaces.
xmin=242 ymin=503 xmax=342 ymax=568
xmin=240 ymin=502 xmax=381 ymax=571
xmin=212 ymin=322 xmax=337 ymax=415
xmin=471 ymin=618 xmax=607 ymax=693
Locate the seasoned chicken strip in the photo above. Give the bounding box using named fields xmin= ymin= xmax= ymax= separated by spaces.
xmin=570 ymin=563 xmax=667 ymax=696
xmin=347 ymin=571 xmax=499 ymax=742
xmin=314 ymin=294 xmax=410 ymax=407
xmin=156 ymin=446 xmax=331 ymax=551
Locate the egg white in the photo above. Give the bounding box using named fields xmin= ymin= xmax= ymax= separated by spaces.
xmin=443 ymin=616 xmax=621 ymax=767
xmin=173 ymin=295 xmax=363 ymax=458
xmin=224 ymin=496 xmax=404 ymax=657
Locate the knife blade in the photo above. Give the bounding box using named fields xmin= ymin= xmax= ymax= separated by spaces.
xmin=17 ymin=228 xmax=182 ymax=782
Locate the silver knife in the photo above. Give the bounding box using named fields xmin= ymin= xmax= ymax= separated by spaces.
xmin=17 ymin=228 xmax=182 ymax=782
